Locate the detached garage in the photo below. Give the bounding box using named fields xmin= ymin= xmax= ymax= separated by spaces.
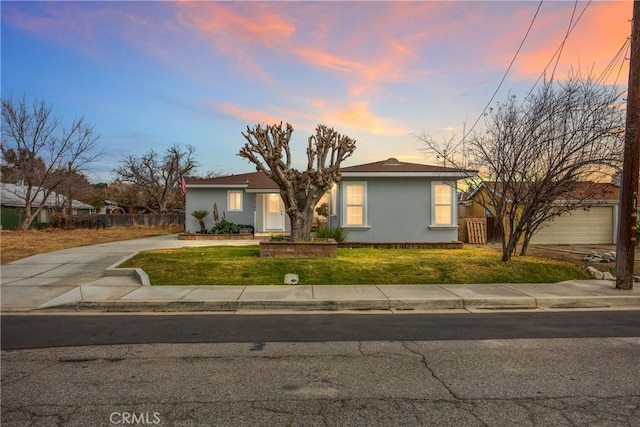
xmin=460 ymin=181 xmax=620 ymax=245
xmin=530 ymin=205 xmax=617 ymax=244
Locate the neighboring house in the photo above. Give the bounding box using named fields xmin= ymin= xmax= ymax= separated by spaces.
xmin=0 ymin=183 xmax=95 ymax=230
xmin=459 ymin=181 xmax=620 ymax=244
xmin=98 ymin=200 xmax=126 ymax=215
xmin=185 ymin=158 xmax=474 ymax=242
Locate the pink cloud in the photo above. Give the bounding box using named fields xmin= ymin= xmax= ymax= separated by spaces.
xmin=506 ymin=1 xmax=632 ymax=84
xmin=172 ymin=1 xmax=453 ymax=97
xmin=174 ymin=2 xmax=297 ymax=83
xmin=212 ymin=102 xmax=283 ymax=126
xmin=325 ymin=102 xmax=407 ymax=136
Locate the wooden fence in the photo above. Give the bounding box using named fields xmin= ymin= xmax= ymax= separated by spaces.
xmin=75 ymin=214 xmax=184 ymax=229
xmin=458 ymin=216 xmax=500 ymax=244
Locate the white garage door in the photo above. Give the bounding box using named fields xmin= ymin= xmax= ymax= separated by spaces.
xmin=530 ymin=206 xmax=614 ymax=244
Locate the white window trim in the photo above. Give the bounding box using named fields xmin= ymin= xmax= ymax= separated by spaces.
xmin=342 ymin=181 xmax=368 ymax=228
xmin=228 ymin=190 xmax=243 ymax=211
xmin=430 ymin=181 xmax=457 ymax=228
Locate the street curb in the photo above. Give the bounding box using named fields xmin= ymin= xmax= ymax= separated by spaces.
xmin=537 ymin=295 xmax=640 ymax=309
xmin=44 ymin=299 xmax=392 ymax=312
xmin=389 ymin=298 xmax=464 ymax=310
xmin=461 ymin=297 xmax=537 ymax=310
xmin=35 ymin=295 xmax=640 ymax=313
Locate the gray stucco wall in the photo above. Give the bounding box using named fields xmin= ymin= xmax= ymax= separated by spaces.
xmin=185 ymin=189 xmax=294 ymax=233
xmin=185 ymin=188 xmax=255 ymax=233
xmin=337 ymin=177 xmax=459 ymax=243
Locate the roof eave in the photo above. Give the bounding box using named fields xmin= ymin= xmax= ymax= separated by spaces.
xmin=553 ymin=199 xmax=619 ymax=205
xmin=186 ymin=184 xmax=248 ymax=189
xmin=245 ymin=189 xmax=280 ymax=193
xmin=341 ymin=171 xmax=474 ymax=179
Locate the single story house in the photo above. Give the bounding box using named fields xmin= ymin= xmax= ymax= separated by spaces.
xmin=1 ymin=183 xmax=96 ymax=229
xmin=459 ymin=181 xmax=620 ymax=244
xmin=184 ymin=158 xmax=475 ymax=243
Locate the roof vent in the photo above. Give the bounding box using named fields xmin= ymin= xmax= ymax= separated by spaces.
xmin=384 ymin=157 xmax=400 ymax=165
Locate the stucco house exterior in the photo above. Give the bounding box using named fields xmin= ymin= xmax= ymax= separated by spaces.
xmin=184 ymin=158 xmax=474 ymax=243
xmin=458 ymin=181 xmax=620 ymax=244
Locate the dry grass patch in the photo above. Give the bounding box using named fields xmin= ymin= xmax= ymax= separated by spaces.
xmin=0 ymin=226 xmax=183 ymax=264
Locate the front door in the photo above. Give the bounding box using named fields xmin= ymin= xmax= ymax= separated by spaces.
xmin=265 ymin=194 xmax=285 ymax=230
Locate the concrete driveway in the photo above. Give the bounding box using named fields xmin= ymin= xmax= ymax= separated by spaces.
xmin=0 ymin=234 xmax=259 ymax=311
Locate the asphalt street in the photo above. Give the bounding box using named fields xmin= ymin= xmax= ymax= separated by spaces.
xmin=3 ymin=312 xmax=640 ymax=425
xmin=3 ymin=310 xmax=640 ymax=349
xmin=2 ymin=337 xmax=639 ymax=426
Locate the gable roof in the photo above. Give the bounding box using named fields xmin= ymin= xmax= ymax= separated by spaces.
xmin=340 ymin=158 xmax=473 ymax=175
xmin=463 ymin=181 xmax=619 ymax=205
xmin=186 ymin=171 xmax=279 ymax=191
xmin=188 ymin=158 xmax=476 ymax=189
xmin=0 ymin=183 xmax=95 ymax=210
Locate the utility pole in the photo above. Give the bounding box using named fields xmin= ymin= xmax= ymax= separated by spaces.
xmin=616 ymin=0 xmax=640 ymax=290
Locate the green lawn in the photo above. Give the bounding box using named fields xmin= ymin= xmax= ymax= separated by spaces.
xmin=118 ymin=245 xmax=591 ymax=286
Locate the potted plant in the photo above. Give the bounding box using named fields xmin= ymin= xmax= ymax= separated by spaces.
xmin=191 ymin=210 xmax=209 ymax=233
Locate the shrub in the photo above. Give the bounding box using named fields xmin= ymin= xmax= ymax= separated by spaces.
xmin=209 ymin=219 xmax=253 ymax=235
xmin=314 ymin=225 xmax=349 ymax=242
xmin=270 ymin=233 xmax=286 ymax=241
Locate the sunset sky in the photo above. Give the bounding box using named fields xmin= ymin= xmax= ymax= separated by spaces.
xmin=1 ymin=1 xmax=633 ymax=182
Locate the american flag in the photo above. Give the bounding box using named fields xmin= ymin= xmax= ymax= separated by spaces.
xmin=179 ymin=173 xmax=187 ymax=196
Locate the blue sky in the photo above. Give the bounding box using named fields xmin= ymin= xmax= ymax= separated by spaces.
xmin=1 ymin=1 xmax=632 ymax=183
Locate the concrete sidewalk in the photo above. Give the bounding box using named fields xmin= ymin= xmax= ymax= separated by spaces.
xmin=2 ymin=234 xmax=639 ymax=313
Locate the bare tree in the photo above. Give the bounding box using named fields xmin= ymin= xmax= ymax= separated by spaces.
xmin=239 ymin=122 xmax=356 ymax=241
xmin=418 ymin=74 xmax=624 ymax=261
xmin=104 ymin=182 xmax=148 ymax=213
xmin=48 ymin=169 xmax=96 ymax=228
xmin=1 ymin=95 xmax=101 ymax=231
xmin=113 ymin=143 xmax=198 ymax=213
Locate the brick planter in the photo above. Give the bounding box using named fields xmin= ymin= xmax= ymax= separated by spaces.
xmin=178 ymin=233 xmax=255 ymax=240
xmin=338 ymin=241 xmax=463 ymax=249
xmin=260 ymin=239 xmax=337 ymax=258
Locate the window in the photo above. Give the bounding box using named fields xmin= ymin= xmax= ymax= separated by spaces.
xmin=344 ymin=182 xmax=366 ymax=226
xmin=228 ymin=190 xmax=243 ymax=211
xmin=433 ymin=183 xmax=454 ymax=226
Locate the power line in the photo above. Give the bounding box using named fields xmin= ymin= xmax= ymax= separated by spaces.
xmin=452 ymin=0 xmax=544 ymax=153
xmin=613 ymin=40 xmax=631 ymax=87
xmin=550 ymin=0 xmax=580 ymax=82
xmin=523 ymin=0 xmax=591 ymax=102
xmin=596 ymin=37 xmax=631 ymax=88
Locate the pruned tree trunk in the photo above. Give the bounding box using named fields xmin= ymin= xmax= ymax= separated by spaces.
xmin=290 ymin=206 xmax=315 ymax=242
xmin=239 ymin=122 xmax=356 ymax=242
